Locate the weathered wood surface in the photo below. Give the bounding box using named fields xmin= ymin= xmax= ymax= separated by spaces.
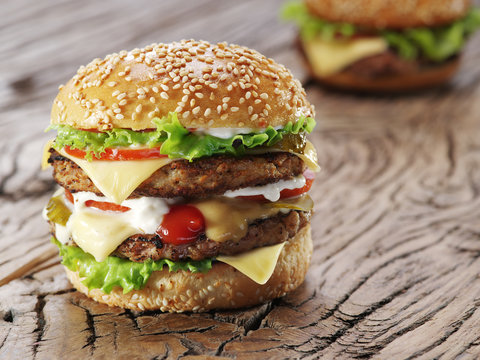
xmin=2 ymin=0 xmax=480 ymax=358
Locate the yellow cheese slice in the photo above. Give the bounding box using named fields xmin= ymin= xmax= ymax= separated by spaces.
xmin=58 ymin=148 xmax=173 ymax=204
xmin=303 ymin=36 xmax=388 ymax=77
xmin=70 ymin=210 xmax=139 ymax=262
xmin=217 ymin=242 xmax=285 ymax=285
xmin=41 ymin=139 xmax=55 ymax=170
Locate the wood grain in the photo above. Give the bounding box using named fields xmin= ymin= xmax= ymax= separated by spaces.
xmin=2 ymin=0 xmax=480 ymax=358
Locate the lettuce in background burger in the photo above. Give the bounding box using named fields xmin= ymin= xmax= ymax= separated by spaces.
xmin=283 ymin=0 xmax=480 ymax=92
xmin=42 ymin=40 xmax=319 ymax=312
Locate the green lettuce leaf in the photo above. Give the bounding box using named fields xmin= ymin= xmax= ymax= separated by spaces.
xmin=281 ymin=1 xmax=480 ymax=62
xmin=281 ymin=1 xmax=355 ymax=40
xmin=52 ymin=237 xmax=212 ymax=294
xmin=48 ymin=112 xmax=316 ymax=161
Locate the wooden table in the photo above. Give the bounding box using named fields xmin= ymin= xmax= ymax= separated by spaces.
xmin=2 ymin=0 xmax=480 ymax=358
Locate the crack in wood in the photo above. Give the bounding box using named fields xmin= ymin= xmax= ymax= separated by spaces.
xmin=405 ymin=305 xmax=479 ymax=359
xmin=32 ymin=295 xmax=46 ymax=359
xmin=313 ymin=276 xmax=430 ymax=353
xmin=215 ymin=334 xmax=241 ymax=357
xmin=137 ymin=325 xmax=215 ymax=337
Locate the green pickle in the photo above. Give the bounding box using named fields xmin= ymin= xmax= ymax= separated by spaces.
xmin=46 ymin=195 xmax=72 ymax=226
xmin=272 ymin=133 xmax=306 ymax=153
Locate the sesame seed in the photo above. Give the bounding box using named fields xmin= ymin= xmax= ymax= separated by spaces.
xmin=119 ymin=99 xmax=127 ymax=106
xmin=152 ymin=86 xmax=159 ymax=93
xmin=150 ymin=97 xmax=156 ymax=103
xmin=192 ymin=106 xmax=201 ymax=115
xmin=245 ymin=91 xmax=251 ymax=99
xmin=136 ymin=104 xmax=142 ymax=113
xmin=182 ymin=111 xmax=190 ymax=119
xmin=160 ymin=92 xmax=169 ymax=99
xmin=260 ymin=93 xmax=269 ymax=100
xmin=251 ymin=114 xmax=258 ymax=120
xmin=217 ymin=105 xmax=222 ymax=114
xmin=195 ymin=93 xmax=204 ymax=99
xmin=222 ymin=97 xmax=230 ymax=103
xmin=116 ymin=114 xmax=124 ymax=120
xmin=231 ymin=107 xmax=239 ymax=112
xmin=204 ymin=108 xmax=211 ymax=116
xmin=112 ymin=90 xmax=120 ymax=97
xmin=220 ymin=114 xmax=228 ymax=121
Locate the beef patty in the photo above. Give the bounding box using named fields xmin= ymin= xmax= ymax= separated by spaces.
xmin=48 ymin=149 xmax=305 ymax=199
xmin=55 ymin=210 xmax=311 ymax=262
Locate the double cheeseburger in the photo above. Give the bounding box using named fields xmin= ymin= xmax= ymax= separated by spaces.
xmin=42 ymin=40 xmax=319 ymax=312
xmin=283 ymin=0 xmax=480 ymax=92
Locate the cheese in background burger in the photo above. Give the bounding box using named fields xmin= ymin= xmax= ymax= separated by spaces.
xmin=282 ymin=0 xmax=480 ymax=92
xmin=43 ymin=40 xmax=318 ymax=312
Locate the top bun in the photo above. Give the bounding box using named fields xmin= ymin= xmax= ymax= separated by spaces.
xmin=51 ymin=40 xmax=314 ymax=131
xmin=305 ymin=0 xmax=471 ymax=29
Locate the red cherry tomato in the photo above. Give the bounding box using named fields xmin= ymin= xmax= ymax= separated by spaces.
xmin=157 ymin=205 xmax=205 ymax=245
xmin=84 ymin=200 xmax=131 ymax=212
xmin=64 ymin=146 xmax=167 ymax=161
xmin=238 ymin=170 xmax=315 ymax=202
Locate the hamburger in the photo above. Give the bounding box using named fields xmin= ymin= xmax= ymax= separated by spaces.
xmin=42 ymin=40 xmax=319 ymax=312
xmin=282 ymin=0 xmax=480 ymax=92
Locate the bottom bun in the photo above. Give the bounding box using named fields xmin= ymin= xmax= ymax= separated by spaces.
xmin=65 ymin=224 xmax=312 ymax=312
xmin=315 ymin=57 xmax=460 ymax=93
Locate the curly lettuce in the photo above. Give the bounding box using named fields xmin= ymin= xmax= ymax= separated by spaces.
xmin=52 ymin=237 xmax=212 ymax=294
xmin=48 ymin=112 xmax=315 ymax=161
xmin=281 ymin=1 xmax=480 ymax=62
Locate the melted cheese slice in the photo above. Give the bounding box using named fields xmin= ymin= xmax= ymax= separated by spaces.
xmin=217 ymin=242 xmax=285 ymax=284
xmin=41 ymin=139 xmax=55 ymax=170
xmin=193 ymin=198 xmax=280 ymax=243
xmin=58 ymin=148 xmax=173 ymax=204
xmin=70 ymin=210 xmax=139 ymax=262
xmin=291 ymin=140 xmax=320 ymax=172
xmin=303 ymin=36 xmax=388 ymax=77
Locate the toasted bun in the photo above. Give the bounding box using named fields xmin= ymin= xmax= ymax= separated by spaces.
xmin=312 ymin=57 xmax=460 ymax=93
xmin=51 ymin=40 xmax=314 ymax=131
xmin=305 ymin=0 xmax=471 ymax=29
xmin=64 ymin=224 xmax=312 ymax=312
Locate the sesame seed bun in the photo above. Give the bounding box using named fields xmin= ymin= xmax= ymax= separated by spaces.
xmin=64 ymin=224 xmax=312 ymax=312
xmin=312 ymin=57 xmax=461 ymax=93
xmin=305 ymin=0 xmax=471 ymax=29
xmin=51 ymin=40 xmax=314 ymax=131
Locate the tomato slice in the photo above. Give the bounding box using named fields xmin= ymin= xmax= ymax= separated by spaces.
xmin=64 ymin=146 xmax=167 ymax=161
xmin=84 ymin=200 xmax=131 ymax=213
xmin=238 ymin=170 xmax=315 ymax=202
xmin=64 ymin=188 xmax=74 ymax=204
xmin=157 ymin=205 xmax=205 ymax=245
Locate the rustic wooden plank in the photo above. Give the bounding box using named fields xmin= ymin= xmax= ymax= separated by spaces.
xmin=2 ymin=0 xmax=480 ymax=358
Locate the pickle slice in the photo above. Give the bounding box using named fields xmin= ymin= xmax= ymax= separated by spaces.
xmin=46 ymin=195 xmax=72 ymax=226
xmin=272 ymin=133 xmax=306 ymax=153
xmin=269 ymin=194 xmax=314 ymax=211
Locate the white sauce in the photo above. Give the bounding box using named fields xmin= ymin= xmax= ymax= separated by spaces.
xmin=71 ymin=191 xmax=170 ymax=234
xmin=223 ymin=175 xmax=306 ymax=202
xmin=194 ymin=125 xmax=283 ymax=139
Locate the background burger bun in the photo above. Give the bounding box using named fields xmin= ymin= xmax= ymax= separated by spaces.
xmin=313 ymin=58 xmax=461 ymax=93
xmin=305 ymin=0 xmax=471 ymax=29
xmin=64 ymin=225 xmax=313 ymax=312
xmin=51 ymin=40 xmax=314 ymax=131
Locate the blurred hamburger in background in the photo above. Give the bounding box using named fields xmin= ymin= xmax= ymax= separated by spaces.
xmin=42 ymin=40 xmax=319 ymax=312
xmin=283 ymin=0 xmax=480 ymax=92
